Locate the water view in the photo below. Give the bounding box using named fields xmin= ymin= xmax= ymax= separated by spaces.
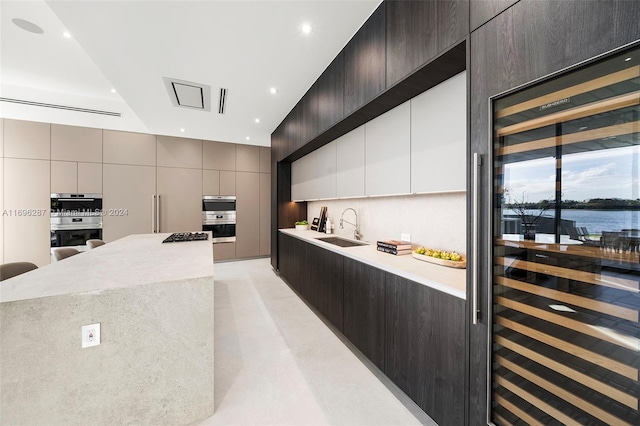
xmin=503 ymin=209 xmax=640 ymax=235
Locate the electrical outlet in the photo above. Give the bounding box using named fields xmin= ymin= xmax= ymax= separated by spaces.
xmin=81 ymin=323 xmax=101 ymax=348
xmin=400 ymin=233 xmax=411 ymax=242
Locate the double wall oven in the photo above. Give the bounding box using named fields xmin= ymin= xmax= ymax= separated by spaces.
xmin=202 ymin=196 xmax=236 ymax=243
xmin=50 ymin=193 xmax=103 ymax=251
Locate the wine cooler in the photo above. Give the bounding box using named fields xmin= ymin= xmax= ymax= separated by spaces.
xmin=490 ymin=44 xmax=640 ymax=424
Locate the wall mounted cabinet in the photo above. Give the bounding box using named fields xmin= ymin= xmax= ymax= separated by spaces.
xmin=51 ymin=161 xmax=102 ymax=194
xmin=344 ymin=3 xmax=386 ymax=116
xmin=259 ymin=173 xmax=271 ymax=256
xmin=317 ymin=53 xmax=345 ymax=134
xmin=3 ymin=119 xmax=50 ymax=160
xmin=315 ymin=141 xmax=337 ymax=200
xmin=291 ymin=151 xmax=318 ymax=201
xmin=103 ymin=130 xmax=156 ymax=166
xmin=336 ymin=127 xmax=365 ymax=198
xmin=157 ymin=136 xmax=202 ymax=169
xmin=203 ymin=141 xmax=236 ymax=171
xmin=410 ymin=71 xmax=466 ymax=193
xmin=365 ymin=100 xmax=411 ymax=196
xmin=51 ymin=124 xmax=102 ymax=163
xmin=236 ymin=145 xmax=260 ymax=172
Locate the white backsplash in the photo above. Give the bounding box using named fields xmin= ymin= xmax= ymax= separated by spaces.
xmin=307 ymin=192 xmax=467 ymax=255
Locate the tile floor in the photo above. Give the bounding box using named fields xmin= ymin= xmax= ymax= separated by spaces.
xmin=198 ymin=258 xmax=435 ymax=426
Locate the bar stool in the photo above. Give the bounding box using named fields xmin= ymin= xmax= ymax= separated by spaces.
xmin=0 ymin=262 xmax=38 ymax=281
xmin=53 ymin=248 xmax=79 ymax=261
xmin=86 ymin=239 xmax=105 ymax=249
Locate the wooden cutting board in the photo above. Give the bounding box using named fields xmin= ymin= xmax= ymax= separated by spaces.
xmin=411 ymin=252 xmax=467 ymax=269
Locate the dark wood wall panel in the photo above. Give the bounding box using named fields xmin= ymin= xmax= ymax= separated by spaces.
xmin=437 ymin=0 xmax=470 ymax=53
xmin=467 ymin=0 xmax=640 ymax=424
xmin=343 ymin=257 xmax=386 ymax=370
xmin=344 ymin=3 xmax=387 ymax=116
xmin=469 ymin=0 xmax=519 ymax=31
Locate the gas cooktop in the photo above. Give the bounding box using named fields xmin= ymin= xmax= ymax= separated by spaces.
xmin=162 ymin=232 xmax=209 ymax=243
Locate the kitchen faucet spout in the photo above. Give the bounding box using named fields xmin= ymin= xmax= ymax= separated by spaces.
xmin=340 ymin=208 xmax=361 ymax=240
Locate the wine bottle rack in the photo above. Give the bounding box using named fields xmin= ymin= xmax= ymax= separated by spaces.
xmin=491 ymin=45 xmax=640 ymax=425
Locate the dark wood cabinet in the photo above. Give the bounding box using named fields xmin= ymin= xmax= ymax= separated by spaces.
xmin=386 ymin=0 xmax=438 ymax=87
xmin=343 ymin=257 xmax=386 ymax=370
xmin=316 ymin=52 xmax=345 ymax=134
xmin=385 ymin=273 xmax=465 ymax=426
xmin=470 ymin=0 xmax=517 ymax=30
xmin=301 ymin=83 xmax=319 ymax=146
xmin=386 ymin=0 xmax=468 ymax=88
xmin=307 ymin=243 xmax=344 ymax=331
xmin=344 ymin=3 xmax=386 ymax=116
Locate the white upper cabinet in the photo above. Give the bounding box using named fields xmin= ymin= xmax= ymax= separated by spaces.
xmin=336 ymin=127 xmax=365 ymax=198
xmin=411 ymin=71 xmax=466 ymax=193
xmin=291 ymin=150 xmax=317 ymax=201
xmin=315 ymin=141 xmax=337 ymax=200
xmin=157 ymin=136 xmax=202 ymax=169
xmin=365 ymin=101 xmax=411 ymax=196
xmin=51 ymin=124 xmax=102 ymax=163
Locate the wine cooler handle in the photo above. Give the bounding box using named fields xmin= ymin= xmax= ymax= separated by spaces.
xmin=472 ymin=153 xmax=482 ymax=325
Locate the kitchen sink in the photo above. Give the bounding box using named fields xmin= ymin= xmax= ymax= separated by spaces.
xmin=317 ymin=236 xmax=368 ymax=248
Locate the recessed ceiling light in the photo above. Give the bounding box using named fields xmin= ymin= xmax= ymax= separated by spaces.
xmin=254 ymin=118 xmax=260 ymax=123
xmin=63 ymin=31 xmax=71 ymax=39
xmin=12 ymin=18 xmax=44 ymax=34
xmin=625 ymin=57 xmax=632 ymax=62
xmin=301 ymin=23 xmax=312 ymax=35
xmin=180 ymin=128 xmax=185 ymax=133
xmin=246 ymin=136 xmax=250 ymax=141
xmin=110 ymin=88 xmax=117 ymax=93
xmin=270 ymin=87 xmax=277 ymax=95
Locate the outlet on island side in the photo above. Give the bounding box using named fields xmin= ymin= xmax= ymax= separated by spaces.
xmin=400 ymin=233 xmax=411 ymax=243
xmin=81 ymin=323 xmax=101 ymax=348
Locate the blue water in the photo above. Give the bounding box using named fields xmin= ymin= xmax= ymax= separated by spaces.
xmin=505 ymin=209 xmax=640 ymax=234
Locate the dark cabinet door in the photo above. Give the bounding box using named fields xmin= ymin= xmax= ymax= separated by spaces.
xmin=386 ymin=0 xmax=468 ymax=88
xmin=301 ymin=83 xmax=319 ymax=146
xmin=316 ymin=52 xmax=345 ymax=134
xmin=385 ymin=273 xmax=465 ymax=426
xmin=343 ymin=257 xmax=386 ymax=370
xmin=278 ymin=233 xmax=307 ymax=294
xmin=344 ymin=2 xmax=386 ymax=116
xmin=308 ymin=243 xmax=344 ymax=331
xmin=470 ymin=0 xmax=517 ymax=30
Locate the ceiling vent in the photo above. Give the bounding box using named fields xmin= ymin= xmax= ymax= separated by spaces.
xmin=163 ymin=77 xmax=211 ymax=111
xmin=218 ymin=88 xmax=228 ymax=114
xmin=0 ymin=97 xmax=121 ymax=116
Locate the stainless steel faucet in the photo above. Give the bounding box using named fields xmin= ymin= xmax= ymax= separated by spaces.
xmin=340 ymin=208 xmax=361 ymax=240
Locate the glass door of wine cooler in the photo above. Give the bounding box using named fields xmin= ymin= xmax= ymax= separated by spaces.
xmin=490 ymin=45 xmax=640 ymax=425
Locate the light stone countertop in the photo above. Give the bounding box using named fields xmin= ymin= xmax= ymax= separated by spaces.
xmin=280 ymin=229 xmax=466 ymax=299
xmin=0 ymin=233 xmax=214 ymax=303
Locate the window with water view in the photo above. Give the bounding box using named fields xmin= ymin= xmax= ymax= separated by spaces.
xmin=491 ymin=45 xmax=640 ymax=424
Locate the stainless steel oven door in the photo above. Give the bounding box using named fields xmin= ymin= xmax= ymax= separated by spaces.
xmin=51 ymin=193 xmax=103 ymax=216
xmin=202 ymin=223 xmax=236 ymax=243
xmin=202 ymin=195 xmax=236 ymax=212
xmin=51 ymin=228 xmax=103 ymax=248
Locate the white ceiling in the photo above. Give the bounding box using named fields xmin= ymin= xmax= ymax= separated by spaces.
xmin=0 ymin=0 xmax=381 ymax=147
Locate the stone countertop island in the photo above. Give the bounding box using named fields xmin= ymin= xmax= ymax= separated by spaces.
xmin=0 ymin=233 xmax=215 ymax=425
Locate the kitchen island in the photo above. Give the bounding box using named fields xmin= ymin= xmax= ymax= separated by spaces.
xmin=0 ymin=233 xmax=214 ymax=425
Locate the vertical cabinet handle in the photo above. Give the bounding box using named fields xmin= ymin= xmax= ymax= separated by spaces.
xmin=151 ymin=195 xmax=156 ymax=233
xmin=472 ymin=153 xmax=482 ymax=325
xmin=156 ymin=195 xmax=161 ymax=233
